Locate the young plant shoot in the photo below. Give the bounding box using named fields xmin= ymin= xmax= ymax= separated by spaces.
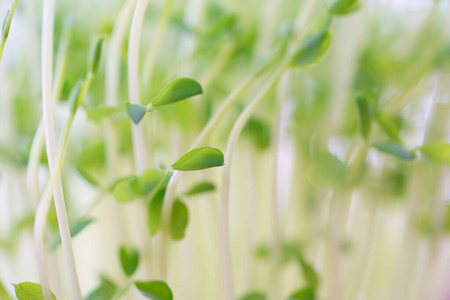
xmin=1 ymin=0 xmax=450 ymax=299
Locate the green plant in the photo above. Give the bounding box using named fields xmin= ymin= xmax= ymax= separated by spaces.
xmin=1 ymin=0 xmax=450 ymax=299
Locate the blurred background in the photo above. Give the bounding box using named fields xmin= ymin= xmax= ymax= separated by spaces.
xmin=1 ymin=0 xmax=450 ymax=299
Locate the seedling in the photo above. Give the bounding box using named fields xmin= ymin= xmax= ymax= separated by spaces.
xmin=2 ymin=0 xmax=450 ymax=300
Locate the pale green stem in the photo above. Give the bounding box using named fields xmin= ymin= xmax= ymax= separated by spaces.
xmin=0 ymin=0 xmax=19 ymax=64
xmin=27 ymin=26 xmax=69 ymax=211
xmin=199 ymin=42 xmax=235 ymax=89
xmin=220 ymin=64 xmax=287 ymax=300
xmin=268 ymin=70 xmax=291 ymax=300
xmin=128 ymin=0 xmax=150 ymax=174
xmin=35 ymin=73 xmax=93 ymax=300
xmin=142 ymin=0 xmax=175 ymax=86
xmin=39 ymin=0 xmax=82 ymax=298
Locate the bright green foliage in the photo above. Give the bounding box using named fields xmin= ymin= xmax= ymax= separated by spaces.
xmin=138 ymin=169 xmax=167 ymax=194
xmin=14 ymin=282 xmax=57 ymax=300
xmin=171 ymin=147 xmax=224 ymax=171
xmin=291 ymin=31 xmax=331 ymax=68
xmin=243 ymin=117 xmax=272 ymax=149
xmin=113 ymin=177 xmax=143 ymax=202
xmin=134 ymin=281 xmax=173 ymax=300
xmin=419 ymin=141 xmax=450 ymax=164
xmin=374 ymin=112 xmax=401 ymax=142
xmin=311 ymin=151 xmax=348 ymax=186
xmin=126 ymin=103 xmax=147 ymax=124
xmin=119 ymin=245 xmax=140 ymax=277
xmin=355 ymin=96 xmax=371 ymax=139
xmin=88 ymin=38 xmax=104 ymax=75
xmin=85 ymin=276 xmax=118 ymax=300
xmin=50 ymin=218 xmax=94 ymax=250
xmin=240 ymin=291 xmax=267 ymax=300
xmin=372 ymin=141 xmax=415 ymax=160
xmin=1 ymin=0 xmax=18 ymax=39
xmin=183 ymin=181 xmax=216 ymax=196
xmin=329 ymin=0 xmax=360 ymax=15
xmin=298 ymin=255 xmax=319 ymax=289
xmin=288 ymin=287 xmax=315 ymax=300
xmin=85 ymin=105 xmax=122 ymax=123
xmin=170 ymin=200 xmax=189 ymax=240
xmin=150 ymin=77 xmax=203 ymax=107
xmin=147 ymin=188 xmax=166 ymax=236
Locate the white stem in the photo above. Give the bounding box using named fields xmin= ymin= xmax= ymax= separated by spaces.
xmin=268 ymin=70 xmax=291 ymax=300
xmin=128 ymin=0 xmax=150 ymax=174
xmin=40 ymin=0 xmax=82 ymax=299
xmin=220 ymin=66 xmax=286 ymax=300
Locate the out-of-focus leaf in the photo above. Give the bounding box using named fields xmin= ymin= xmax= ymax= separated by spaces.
xmin=291 ymin=31 xmax=331 ymax=68
xmin=239 ymin=291 xmax=267 ymax=300
xmin=119 ymin=245 xmax=140 ymax=277
xmin=355 ymin=96 xmax=371 ymax=139
xmin=182 ymin=181 xmax=216 ymax=196
xmin=85 ymin=276 xmax=117 ymax=300
xmin=50 ymin=218 xmax=94 ymax=251
xmin=372 ymin=141 xmax=414 ymax=161
xmin=13 ymin=282 xmax=57 ymax=300
xmin=374 ymin=112 xmax=401 ymax=142
xmin=329 ymin=0 xmax=360 ymax=15
xmin=113 ymin=177 xmax=143 ymax=202
xmin=170 ymin=200 xmax=189 ymax=240
xmin=148 ymin=188 xmax=166 ymax=236
xmin=288 ymin=286 xmax=315 ymax=300
xmin=135 ymin=281 xmax=173 ymax=300
xmin=419 ymin=141 xmax=450 ymax=164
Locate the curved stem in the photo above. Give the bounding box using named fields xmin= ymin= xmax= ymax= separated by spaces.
xmin=128 ymin=0 xmax=150 ymax=174
xmin=27 ymin=26 xmax=69 ymax=211
xmin=39 ymin=0 xmax=82 ymax=298
xmin=0 ymin=0 xmax=19 ymax=64
xmin=220 ymin=65 xmax=287 ymax=300
xmin=142 ymin=0 xmax=175 ymax=86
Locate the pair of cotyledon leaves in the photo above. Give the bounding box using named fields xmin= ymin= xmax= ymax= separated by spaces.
xmin=117 ymin=247 xmax=174 ymax=300
xmin=356 ymin=96 xmax=450 ymax=163
xmin=113 ymin=147 xmax=223 ymax=203
xmin=127 ymin=77 xmax=203 ymax=124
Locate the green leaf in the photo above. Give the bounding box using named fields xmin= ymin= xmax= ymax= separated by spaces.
xmin=419 ymin=141 xmax=450 ymax=164
xmin=183 ymin=181 xmax=216 ymax=196
xmin=239 ymin=291 xmax=267 ymax=300
xmin=14 ymin=282 xmax=57 ymax=300
xmin=243 ymin=117 xmax=272 ymax=149
xmin=76 ymin=165 xmax=101 ymax=187
xmin=297 ymin=256 xmax=319 ymax=289
xmin=355 ymin=96 xmax=371 ymax=139
xmin=138 ymin=169 xmax=167 ymax=194
xmin=374 ymin=112 xmax=401 ymax=142
xmin=150 ymin=77 xmax=203 ymax=107
xmin=288 ymin=287 xmax=315 ymax=300
xmin=311 ymin=151 xmax=348 ymax=186
xmin=50 ymin=218 xmax=94 ymax=251
xmin=291 ymin=31 xmax=331 ymax=68
xmin=170 ymin=200 xmax=189 ymax=240
xmin=126 ymin=103 xmax=147 ymax=124
xmin=372 ymin=141 xmax=415 ymax=161
xmin=85 ymin=276 xmax=117 ymax=300
xmin=329 ymin=0 xmax=360 ymax=15
xmin=134 ymin=281 xmax=173 ymax=300
xmin=148 ymin=188 xmax=166 ymax=236
xmin=85 ymin=105 xmax=122 ymax=123
xmin=1 ymin=5 xmax=11 ymax=37
xmin=113 ymin=177 xmax=143 ymax=202
xmin=171 ymin=147 xmax=224 ymax=171
xmin=88 ymin=38 xmax=104 ymax=75
xmin=120 ymin=245 xmax=140 ymax=277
